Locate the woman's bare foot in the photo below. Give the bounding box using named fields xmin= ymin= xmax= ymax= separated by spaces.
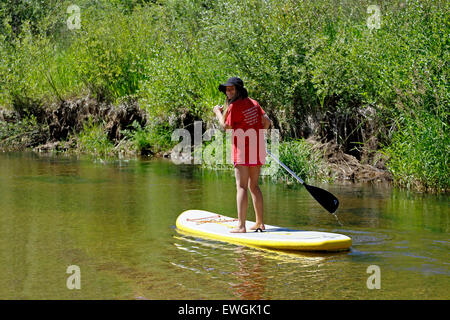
xmin=249 ymin=224 xmax=265 ymax=231
xmin=230 ymin=227 xmax=246 ymax=233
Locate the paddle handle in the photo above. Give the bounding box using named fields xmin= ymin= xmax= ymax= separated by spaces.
xmin=267 ymin=150 xmax=305 ymax=185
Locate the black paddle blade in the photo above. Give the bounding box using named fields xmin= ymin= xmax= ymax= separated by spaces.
xmin=304 ymin=183 xmax=339 ymax=214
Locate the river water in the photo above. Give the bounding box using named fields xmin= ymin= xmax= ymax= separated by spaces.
xmin=0 ymin=152 xmax=448 ymax=299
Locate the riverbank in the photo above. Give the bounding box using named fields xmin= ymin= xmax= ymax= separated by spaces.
xmin=0 ymin=97 xmax=392 ymax=185
xmin=0 ymin=0 xmax=447 ymax=192
xmin=0 ymin=96 xmax=147 ymax=156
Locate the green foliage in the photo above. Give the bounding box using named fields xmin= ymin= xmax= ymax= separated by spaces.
xmin=122 ymin=121 xmax=175 ymax=154
xmin=0 ymin=0 xmax=448 ymax=190
xmin=137 ymin=0 xmax=232 ymax=123
xmin=384 ymin=111 xmax=449 ymax=192
xmin=0 ymin=22 xmax=52 ymax=105
xmin=138 ymin=46 xmax=229 ymax=122
xmin=76 ymin=120 xmax=114 ymax=157
xmin=0 ymin=0 xmax=63 ymax=38
xmin=276 ymin=139 xmax=329 ymax=183
xmin=210 ymin=0 xmax=321 ymax=113
xmin=68 ymin=3 xmax=159 ymax=102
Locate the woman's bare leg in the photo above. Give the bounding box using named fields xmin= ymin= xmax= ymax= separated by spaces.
xmin=248 ymin=165 xmax=265 ymax=230
xmin=231 ymin=165 xmax=249 ymax=233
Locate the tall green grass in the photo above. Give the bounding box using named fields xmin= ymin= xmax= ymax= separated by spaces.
xmin=384 ymin=111 xmax=449 ymax=192
xmin=276 ymin=139 xmax=330 ymax=183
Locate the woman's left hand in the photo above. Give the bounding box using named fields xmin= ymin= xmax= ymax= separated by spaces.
xmin=213 ymin=105 xmax=223 ymax=113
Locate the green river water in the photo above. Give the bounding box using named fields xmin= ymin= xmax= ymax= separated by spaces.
xmin=0 ymin=152 xmax=448 ymax=299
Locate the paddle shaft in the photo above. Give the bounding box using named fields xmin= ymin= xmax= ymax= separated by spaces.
xmin=267 ymin=149 xmax=340 ymax=215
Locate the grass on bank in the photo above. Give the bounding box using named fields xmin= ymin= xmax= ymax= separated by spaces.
xmin=384 ymin=111 xmax=449 ymax=192
xmin=76 ymin=120 xmax=115 ymax=157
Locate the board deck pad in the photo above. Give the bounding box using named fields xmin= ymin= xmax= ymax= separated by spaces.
xmin=176 ymin=210 xmax=352 ymax=251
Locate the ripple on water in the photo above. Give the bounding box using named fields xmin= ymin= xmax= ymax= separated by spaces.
xmin=341 ymin=229 xmax=393 ymax=246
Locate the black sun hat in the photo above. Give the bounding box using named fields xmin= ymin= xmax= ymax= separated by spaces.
xmin=218 ymin=77 xmax=248 ymax=98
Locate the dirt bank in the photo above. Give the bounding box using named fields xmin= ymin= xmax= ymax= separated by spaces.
xmin=1 ymin=96 xmax=146 ymax=153
xmin=307 ymin=137 xmax=392 ymax=183
xmin=1 ymin=97 xmax=391 ymax=183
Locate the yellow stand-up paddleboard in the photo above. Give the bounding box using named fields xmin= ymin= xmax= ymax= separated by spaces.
xmin=176 ymin=210 xmax=352 ymax=251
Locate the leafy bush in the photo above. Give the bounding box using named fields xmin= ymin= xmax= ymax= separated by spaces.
xmin=67 ymin=3 xmax=159 ymax=102
xmin=0 ymin=0 xmax=63 ymax=39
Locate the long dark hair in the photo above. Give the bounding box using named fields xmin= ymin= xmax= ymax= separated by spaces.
xmin=223 ymin=86 xmax=248 ymax=120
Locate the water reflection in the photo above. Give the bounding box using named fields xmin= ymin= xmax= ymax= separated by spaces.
xmin=172 ymin=233 xmax=338 ymax=299
xmin=229 ymin=247 xmax=266 ymax=299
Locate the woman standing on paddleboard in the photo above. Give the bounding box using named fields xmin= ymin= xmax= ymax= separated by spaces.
xmin=213 ymin=77 xmax=272 ymax=233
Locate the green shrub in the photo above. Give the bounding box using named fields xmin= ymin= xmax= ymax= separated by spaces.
xmin=77 ymin=120 xmax=114 ymax=157
xmin=384 ymin=111 xmax=449 ymax=191
xmin=68 ymin=3 xmax=159 ymax=102
xmin=122 ymin=121 xmax=175 ymax=155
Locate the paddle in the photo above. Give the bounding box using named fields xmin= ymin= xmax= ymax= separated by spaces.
xmin=267 ymin=150 xmax=340 ymax=214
